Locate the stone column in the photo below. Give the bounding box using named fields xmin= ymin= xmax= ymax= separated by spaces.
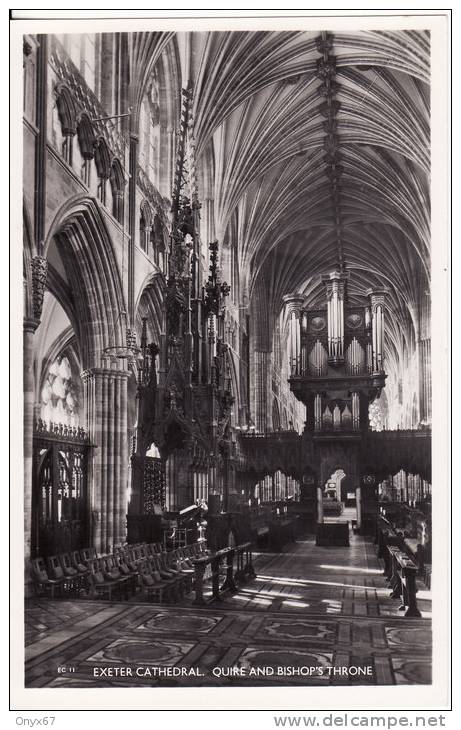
xmin=24 ymin=318 xmax=39 ymax=566
xmin=317 ymin=485 xmax=324 ymax=523
xmin=82 ymin=365 xmax=129 ymax=554
xmin=355 ymin=485 xmax=362 ymax=529
xmin=128 ymin=133 xmax=138 ymax=323
xmin=419 ymin=337 xmax=431 ymax=424
xmin=166 ymin=127 xmax=174 ymax=198
xmin=253 ymin=350 xmax=271 ymax=432
xmin=24 ymin=255 xmax=48 ymax=587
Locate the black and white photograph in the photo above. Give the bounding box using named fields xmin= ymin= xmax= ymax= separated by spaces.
xmin=11 ymin=10 xmax=450 ymax=713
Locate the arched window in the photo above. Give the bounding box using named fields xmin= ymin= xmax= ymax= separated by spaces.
xmin=40 ymin=356 xmax=79 ymax=427
xmin=139 ymin=201 xmax=152 ymax=253
xmin=55 ymin=85 xmax=77 ymax=165
xmin=139 ymin=69 xmax=161 ymax=187
xmin=94 ymin=138 xmax=111 ymax=205
xmin=76 ymin=114 xmax=96 ymax=186
xmin=81 ymin=34 xmax=98 ymax=92
xmin=57 ymin=34 xmax=99 ymax=93
xmin=110 ymin=159 xmax=125 ymax=223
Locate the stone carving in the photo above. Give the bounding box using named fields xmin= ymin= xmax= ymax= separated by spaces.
xmin=31 ymin=255 xmax=48 ymax=322
xmin=204 ymin=240 xmax=230 ymax=317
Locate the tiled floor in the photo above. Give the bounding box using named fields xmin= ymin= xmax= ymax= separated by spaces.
xmin=24 ymin=533 xmax=432 ymax=688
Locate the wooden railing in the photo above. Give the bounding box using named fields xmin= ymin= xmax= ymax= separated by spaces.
xmin=193 ymin=542 xmax=255 ymax=605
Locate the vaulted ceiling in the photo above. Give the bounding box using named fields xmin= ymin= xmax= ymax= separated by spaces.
xmin=132 ymin=29 xmax=430 ymax=365
xmin=184 ymin=30 xmax=430 ymax=349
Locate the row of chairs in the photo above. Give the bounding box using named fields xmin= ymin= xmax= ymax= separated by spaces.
xmin=119 ymin=541 xmax=207 ymax=567
xmin=30 ymin=541 xmax=208 ymax=603
xmin=31 ymin=551 xmax=95 ymax=599
xmin=110 ymin=541 xmax=208 ymax=603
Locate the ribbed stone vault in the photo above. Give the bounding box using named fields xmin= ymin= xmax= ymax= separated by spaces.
xmin=128 ymin=29 xmax=431 ymax=427
xmin=158 ymin=29 xmax=430 ymax=427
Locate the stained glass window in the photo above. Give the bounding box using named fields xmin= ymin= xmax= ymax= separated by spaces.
xmin=40 ymin=356 xmax=79 ymax=427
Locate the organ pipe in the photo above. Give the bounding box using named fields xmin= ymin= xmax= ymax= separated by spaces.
xmin=367 ymin=342 xmax=373 ymax=374
xmin=295 ymin=313 xmax=300 ymax=374
xmin=368 ymin=289 xmax=387 ymax=374
xmin=289 ymin=310 xmax=301 ymax=375
xmin=283 ymin=295 xmax=304 ymax=376
xmin=365 ymin=306 xmax=371 ymax=329
xmin=346 ymin=337 xmax=364 ymax=375
xmin=310 ymin=340 xmax=327 ymax=376
xmin=323 ymin=272 xmax=347 ymax=364
xmin=333 ymin=404 xmax=341 ymax=429
xmin=314 ymin=393 xmax=322 ymax=430
xmin=352 ymin=391 xmax=360 ymax=430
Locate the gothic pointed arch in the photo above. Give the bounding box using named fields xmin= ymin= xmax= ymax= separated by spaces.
xmin=129 ymin=32 xmax=179 ymax=130
xmin=135 ymin=271 xmax=166 ymax=343
xmin=44 ymin=195 xmax=127 ymax=369
xmin=55 ymin=84 xmax=77 ymax=135
xmin=76 ymin=113 xmax=96 ymax=160
xmin=139 ymin=199 xmax=153 ymax=253
xmin=94 ymin=137 xmax=111 ymax=179
xmin=110 ymin=158 xmax=126 ymax=222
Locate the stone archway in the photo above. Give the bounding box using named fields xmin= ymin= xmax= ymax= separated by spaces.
xmin=321 ymin=468 xmax=358 ymax=529
xmin=40 ymin=196 xmax=129 ymax=553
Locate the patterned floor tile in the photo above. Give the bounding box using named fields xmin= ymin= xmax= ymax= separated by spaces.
xmin=255 ymin=618 xmax=337 ymax=642
xmin=86 ymin=637 xmax=195 ymax=665
xmin=392 ymin=656 xmax=432 ymax=684
xmin=135 ymin=612 xmax=222 ymax=635
xmin=24 ymin=534 xmax=432 ymax=688
xmin=385 ymin=626 xmax=432 ymax=650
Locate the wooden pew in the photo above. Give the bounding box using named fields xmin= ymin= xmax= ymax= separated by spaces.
xmin=386 ymin=546 xmax=422 ymax=617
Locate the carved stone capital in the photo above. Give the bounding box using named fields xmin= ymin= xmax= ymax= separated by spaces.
xmin=23 ymin=317 xmax=40 ymax=334
xmin=23 ymin=39 xmax=33 ymax=58
xmin=31 ymin=255 xmax=48 ymax=322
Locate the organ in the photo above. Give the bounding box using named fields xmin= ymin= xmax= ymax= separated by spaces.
xmin=285 ymin=272 xmax=388 ymax=533
xmin=288 ymin=272 xmax=387 ymax=435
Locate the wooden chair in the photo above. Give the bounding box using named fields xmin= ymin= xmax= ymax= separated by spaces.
xmin=130 ymin=546 xmax=144 ymax=565
xmin=169 ymin=549 xmax=194 ymax=591
xmin=80 ymin=547 xmax=97 ymax=564
xmin=47 ymin=555 xmax=79 ymax=596
xmin=70 ymin=550 xmax=89 ymax=575
xmin=59 ymin=553 xmax=88 ymax=592
xmin=87 ymin=559 xmax=122 ymax=601
xmin=147 ymin=542 xmax=161 ymax=557
xmin=101 ymin=556 xmax=133 ymax=599
xmin=30 ymin=558 xmax=65 ymax=599
xmin=150 ymin=555 xmax=188 ymax=600
xmin=114 ymin=554 xmax=140 ymax=594
xmin=139 ymin=563 xmax=169 ymax=603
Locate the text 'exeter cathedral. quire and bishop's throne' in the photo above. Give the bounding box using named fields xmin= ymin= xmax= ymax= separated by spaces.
xmin=23 ymin=28 xmax=433 ymax=686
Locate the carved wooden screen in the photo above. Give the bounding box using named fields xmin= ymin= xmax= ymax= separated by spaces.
xmin=143 ymin=456 xmax=166 ymax=513
xmin=32 ymin=421 xmax=90 ymax=557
